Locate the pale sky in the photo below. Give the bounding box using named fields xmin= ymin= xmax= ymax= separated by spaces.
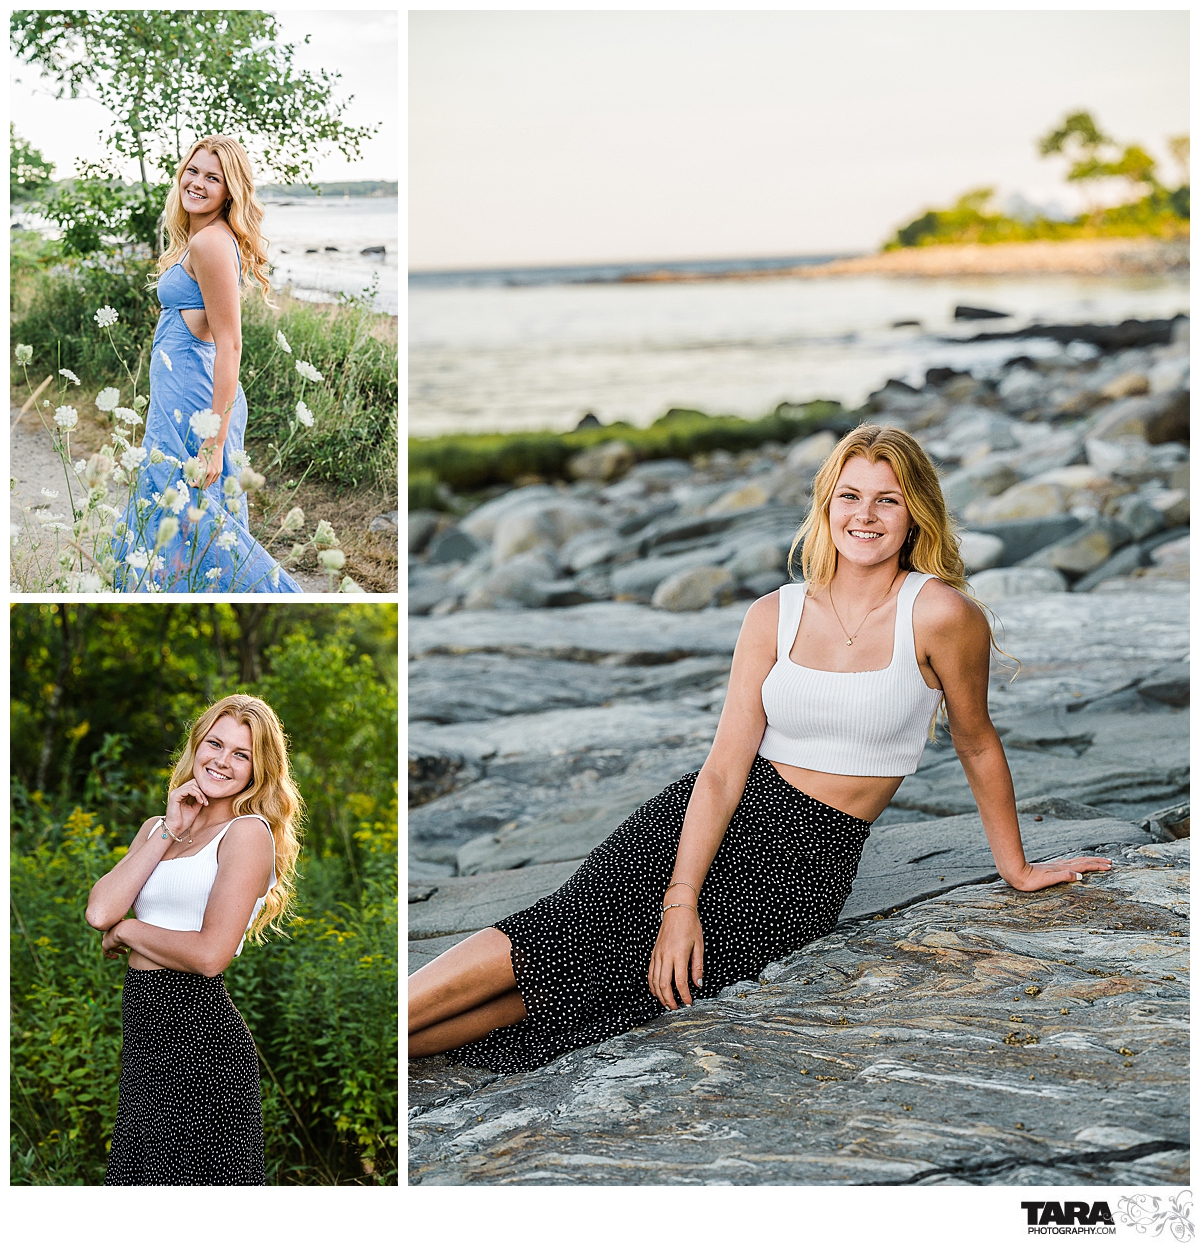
xmin=10 ymin=9 xmax=398 ymax=185
xmin=411 ymin=10 xmax=1189 ymax=270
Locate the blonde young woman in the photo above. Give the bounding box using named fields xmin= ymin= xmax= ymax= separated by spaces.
xmin=86 ymin=695 xmax=302 ymax=1185
xmin=111 ymin=135 xmax=301 ymax=592
xmin=409 ymin=425 xmax=1113 ymax=1073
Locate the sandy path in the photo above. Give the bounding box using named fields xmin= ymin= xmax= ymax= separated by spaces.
xmin=10 ymin=408 xmax=326 ymax=592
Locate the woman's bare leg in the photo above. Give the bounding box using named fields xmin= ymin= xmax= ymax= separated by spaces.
xmin=409 ymin=990 xmax=527 ymax=1058
xmin=408 ymin=927 xmax=520 ymax=1035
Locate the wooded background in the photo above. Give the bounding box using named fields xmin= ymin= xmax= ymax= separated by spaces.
xmin=10 ymin=603 xmax=398 ymax=1185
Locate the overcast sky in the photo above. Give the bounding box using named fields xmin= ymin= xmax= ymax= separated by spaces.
xmin=10 ymin=9 xmax=397 ymax=185
xmin=411 ymin=9 xmax=1188 ymax=270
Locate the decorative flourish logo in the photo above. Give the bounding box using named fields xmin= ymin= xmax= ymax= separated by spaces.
xmin=1116 ymin=1192 xmax=1194 ymax=1243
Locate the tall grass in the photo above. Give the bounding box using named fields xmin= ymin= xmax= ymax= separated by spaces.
xmin=11 ymin=231 xmax=397 ymax=495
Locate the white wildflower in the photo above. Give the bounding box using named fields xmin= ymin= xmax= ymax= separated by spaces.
xmin=295 ymin=359 xmax=324 ymax=383
xmin=155 ymin=517 xmax=179 ymax=547
xmin=281 ymin=506 xmax=305 ymax=532
xmin=288 ymin=542 xmax=307 ymax=561
xmin=59 ymin=368 xmax=81 ymax=385
xmin=120 ymin=446 xmax=148 ymax=471
xmin=182 ymin=457 xmax=206 ymax=487
xmin=41 ymin=488 xmax=59 ymax=500
xmin=15 ymin=344 xmax=33 ymax=364
xmin=159 ymin=349 xmax=173 ymax=371
xmin=340 ymin=576 xmax=364 ymax=593
xmin=73 ymin=459 xmax=86 ymax=475
xmin=69 ymin=572 xmax=104 ymax=593
xmin=55 ymin=406 xmax=79 ymax=430
xmin=148 ymin=448 xmax=165 ymax=465
xmin=95 ymin=387 xmax=120 ymax=412
xmin=270 ymin=564 xmax=281 ymax=588
xmin=97 ymin=503 xmax=121 ymax=518
xmin=313 ymin=519 xmax=337 ymax=548
xmin=149 ymin=555 xmax=165 ymax=574
xmin=189 ymin=409 xmax=221 ymax=440
xmin=126 ymin=548 xmax=151 ymax=571
xmin=238 ymin=467 xmax=265 ymax=493
xmin=231 ymin=450 xmax=251 ymax=470
xmin=318 ymin=548 xmax=346 ymax=572
xmin=160 ymin=486 xmax=187 ymax=515
xmin=296 ymin=400 xmax=315 ymax=428
xmin=216 ymin=529 xmax=237 ymax=550
xmin=206 ymin=567 xmax=222 ymax=581
xmin=222 ymin=476 xmax=243 ymax=498
xmin=112 ymin=407 xmax=138 ymax=427
xmin=226 ymin=499 xmax=241 ymax=516
xmin=276 ymin=330 xmax=292 ymax=354
xmin=173 ymin=409 xmax=183 ymax=424
xmin=94 ymin=306 xmax=119 ymax=328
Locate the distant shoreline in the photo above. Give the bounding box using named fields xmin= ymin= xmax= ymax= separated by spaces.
xmin=411 ymin=236 xmax=1189 ymax=289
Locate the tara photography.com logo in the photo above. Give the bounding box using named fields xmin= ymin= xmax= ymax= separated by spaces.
xmin=1021 ymin=1200 xmax=1116 ymax=1233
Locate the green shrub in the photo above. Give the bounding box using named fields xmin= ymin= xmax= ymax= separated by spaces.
xmin=409 ymin=400 xmax=851 ymax=495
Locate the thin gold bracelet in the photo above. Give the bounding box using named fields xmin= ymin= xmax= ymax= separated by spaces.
xmin=660 ymin=902 xmax=698 ymax=918
xmin=666 ymin=879 xmax=699 ymax=896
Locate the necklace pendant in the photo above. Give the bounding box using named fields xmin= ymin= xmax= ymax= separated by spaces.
xmin=846 ymin=639 xmax=853 ymax=646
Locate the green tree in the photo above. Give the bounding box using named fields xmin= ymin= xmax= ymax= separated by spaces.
xmin=10 ymin=125 xmax=54 ymax=201
xmin=11 ymin=10 xmax=378 ymax=252
xmin=1039 ymin=110 xmax=1162 ymax=196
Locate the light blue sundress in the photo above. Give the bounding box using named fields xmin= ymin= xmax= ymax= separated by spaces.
xmin=110 ymin=233 xmax=301 ymax=593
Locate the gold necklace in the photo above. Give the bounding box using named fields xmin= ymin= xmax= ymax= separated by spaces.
xmin=827 ymin=570 xmax=902 ymax=646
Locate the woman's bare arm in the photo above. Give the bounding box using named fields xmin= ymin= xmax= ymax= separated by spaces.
xmin=648 ymin=592 xmax=778 ymax=1009
xmin=103 ymin=817 xmax=274 ymax=977
xmin=189 ymin=227 xmax=243 ymax=487
xmin=85 ymin=816 xmax=172 ymax=931
xmin=919 ymin=583 xmax=1112 ymax=891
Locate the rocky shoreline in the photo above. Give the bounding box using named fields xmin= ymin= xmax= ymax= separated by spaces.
xmin=408 ymin=314 xmax=1190 ymax=1185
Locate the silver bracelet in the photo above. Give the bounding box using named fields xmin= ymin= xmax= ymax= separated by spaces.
xmin=660 ymin=902 xmax=698 ymax=918
xmin=148 ymin=817 xmax=184 ymax=844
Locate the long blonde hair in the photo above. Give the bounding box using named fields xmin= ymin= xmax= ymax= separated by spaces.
xmin=156 ymin=136 xmax=274 ymax=303
xmin=169 ymin=694 xmax=302 ymax=941
xmin=786 ymin=423 xmax=1019 ymax=722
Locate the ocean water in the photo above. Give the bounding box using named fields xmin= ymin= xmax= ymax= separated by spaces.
xmin=408 ymin=267 xmax=1188 ymax=437
xmin=263 ymin=197 xmax=397 ymax=314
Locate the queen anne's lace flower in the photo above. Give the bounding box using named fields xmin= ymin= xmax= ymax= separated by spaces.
xmin=187 ymin=504 xmax=206 ymax=522
xmin=95 ymin=387 xmax=120 ymax=411
xmin=295 ymin=359 xmax=324 ymax=383
xmin=318 ymin=548 xmax=346 ymax=571
xmin=281 ymin=506 xmax=306 ymax=532
xmin=158 ymin=349 xmax=173 ymax=371
xmin=160 ymin=486 xmax=187 ymax=515
xmin=313 ymin=519 xmax=337 ymax=548
xmin=70 ymin=571 xmax=104 ymax=593
xmin=41 ymin=487 xmax=59 ymax=500
xmin=239 ymin=467 xmax=266 ymax=493
xmin=94 ymin=306 xmax=119 ymax=328
xmin=55 ymin=406 xmax=79 ymax=429
xmin=120 ymin=446 xmax=148 ymax=471
xmin=148 ymin=448 xmax=165 ymax=464
xmin=59 ymin=368 xmax=81 ymax=385
xmin=216 ymin=529 xmax=237 ymax=550
xmin=340 ymin=576 xmax=364 ymax=593
xmin=15 ymin=343 xmax=33 ymax=364
xmin=231 ymin=449 xmax=251 ymax=469
xmin=270 ymin=564 xmax=282 ymax=588
xmin=182 ymin=457 xmax=205 ymax=487
xmin=206 ymin=567 xmax=222 ymax=581
xmin=296 ymin=400 xmax=315 ymax=428
xmin=112 ymin=407 xmax=139 ymax=427
xmin=126 ymin=548 xmax=151 ymax=571
xmin=276 ymin=330 xmax=292 ymax=354
xmin=155 ymin=517 xmax=179 ymax=547
xmin=222 ymin=476 xmax=243 ymax=498
xmin=82 ymin=454 xmax=113 ymax=489
xmin=189 ymin=409 xmax=221 ymax=440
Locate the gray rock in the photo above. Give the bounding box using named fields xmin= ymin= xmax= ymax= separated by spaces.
xmin=740 ymin=569 xmax=791 ymax=597
xmin=460 ymin=485 xmax=559 ymax=542
xmin=610 ymin=547 xmax=732 ymax=602
xmin=627 ymin=459 xmax=693 ymax=488
xmin=958 ymin=531 xmax=1005 ymax=573
xmin=567 ymin=440 xmax=635 ymax=482
xmin=962 ymin=515 xmax=1084 ymax=566
xmin=1113 ymin=495 xmax=1167 ymax=542
xmin=927 ymin=409 xmax=1020 ymax=461
xmin=1015 ymin=796 xmax=1113 ymax=821
xmin=728 ymin=541 xmax=785 ymax=580
xmin=651 ymin=565 xmax=736 ymax=613
xmin=615 ymin=501 xmax=678 ymax=536
xmin=409 ymin=509 xmax=440 ymax=554
xmin=1072 ymin=545 xmax=1143 ymax=593
xmin=426 ymin=526 xmax=487 ymax=566
xmin=1020 ymin=521 xmax=1133 ymax=579
xmin=463 ymin=551 xmax=560 ymax=611
xmin=410 ymin=843 xmax=1188 ymax=1186
xmin=1138 ymin=662 xmax=1189 ymax=708
xmin=1139 ymin=801 xmax=1190 ymax=841
xmin=493 ymin=500 xmax=609 ymax=563
xmin=970 ymin=567 xmax=1069 ymax=598
xmin=939 ymin=457 xmax=1021 ymax=515
xmin=410 ymin=578 xmax=455 ymax=616
xmin=409 ymin=742 xmax=481 ymax=809
xmin=1088 ymin=390 xmax=1189 ymax=446
xmin=784 ymin=430 xmax=838 ymax=473
xmin=558 ymin=527 xmax=633 ymax=573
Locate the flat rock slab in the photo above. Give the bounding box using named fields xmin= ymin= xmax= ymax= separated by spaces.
xmin=409 ymin=601 xmax=749 ymax=661
xmin=409 ymin=841 xmax=1188 ymax=1186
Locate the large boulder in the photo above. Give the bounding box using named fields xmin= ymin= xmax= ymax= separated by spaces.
xmin=706 ymin=482 xmax=770 ymax=515
xmin=651 ymin=565 xmax=736 ymax=612
xmin=492 ymin=500 xmax=609 ymax=563
xmin=785 ymin=429 xmax=838 ymax=474
xmin=611 ymin=547 xmax=732 ymax=602
xmin=462 ymin=551 xmax=561 ymax=611
xmin=426 ymin=525 xmax=488 ymax=566
xmin=957 ymin=531 xmax=1005 ymax=573
xmin=962 ymin=514 xmax=1084 ymax=566
xmin=940 ymin=457 xmax=1021 ymax=514
xmin=1088 ymin=391 xmax=1189 ymax=445
xmin=964 ymin=480 xmax=1066 ymax=523
xmin=409 ymin=509 xmax=442 ymax=555
xmin=567 ymin=440 xmax=636 ymax=482
xmin=969 ymin=567 xmax=1068 ymax=598
xmin=1021 ymin=520 xmax=1133 ymax=579
xmin=460 ymin=485 xmax=558 ymax=542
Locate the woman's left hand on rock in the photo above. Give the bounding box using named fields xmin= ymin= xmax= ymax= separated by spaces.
xmin=1004 ymin=855 xmax=1114 ymax=893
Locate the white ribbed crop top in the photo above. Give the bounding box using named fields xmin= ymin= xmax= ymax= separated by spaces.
xmin=133 ymin=814 xmax=277 ymax=957
xmin=757 ymin=572 xmax=943 ymax=777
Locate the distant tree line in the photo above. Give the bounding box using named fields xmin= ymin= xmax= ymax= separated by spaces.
xmin=886 ymin=112 xmax=1189 ymax=250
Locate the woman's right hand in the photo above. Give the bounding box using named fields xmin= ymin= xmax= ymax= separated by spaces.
xmin=165 ymin=779 xmax=209 ymax=835
xmin=648 ymin=908 xmax=705 ymax=1010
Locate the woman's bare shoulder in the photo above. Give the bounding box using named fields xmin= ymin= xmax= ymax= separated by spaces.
xmin=188 ymin=224 xmax=237 ymax=262
xmin=739 ymin=589 xmax=780 ymax=636
xmin=913 ymin=576 xmax=989 ymax=640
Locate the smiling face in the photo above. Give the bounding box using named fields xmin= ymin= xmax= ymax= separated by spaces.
xmin=827 ymin=455 xmax=914 ymax=571
xmin=179 ymin=147 xmax=229 ymax=216
xmin=193 ymin=714 xmax=254 ymax=799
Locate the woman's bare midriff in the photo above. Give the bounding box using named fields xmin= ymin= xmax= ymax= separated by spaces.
xmin=128 ymin=952 xmax=167 ymax=971
xmin=180 ymin=306 xmax=214 ymax=342
xmin=767 ymin=759 xmax=904 ymax=824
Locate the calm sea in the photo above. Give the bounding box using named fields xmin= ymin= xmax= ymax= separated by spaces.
xmin=408 ymin=259 xmax=1188 ymax=437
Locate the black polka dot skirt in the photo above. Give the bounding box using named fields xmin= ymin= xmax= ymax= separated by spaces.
xmin=446 ymin=753 xmax=872 ymax=1074
xmin=104 ymin=968 xmax=266 ymax=1186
